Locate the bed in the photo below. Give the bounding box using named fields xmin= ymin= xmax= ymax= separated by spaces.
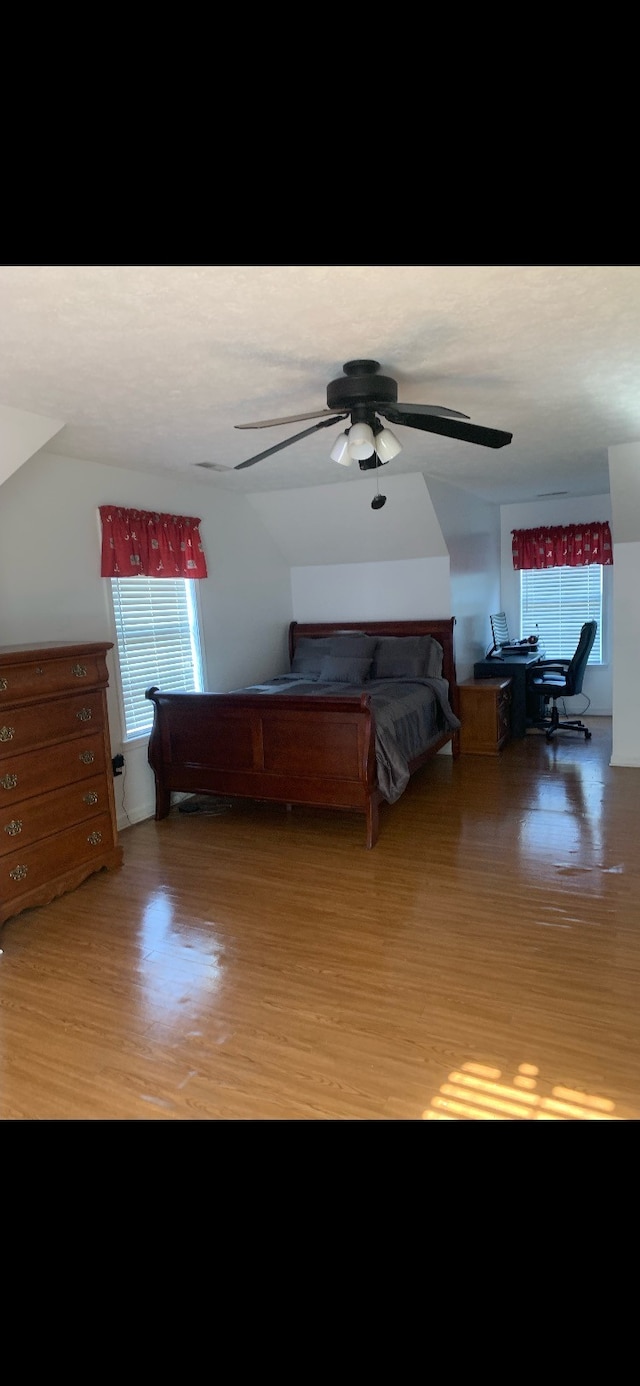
xmin=145 ymin=618 xmax=461 ymax=848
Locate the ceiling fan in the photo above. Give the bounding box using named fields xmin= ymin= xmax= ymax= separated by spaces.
xmin=233 ymin=359 xmax=513 ymax=471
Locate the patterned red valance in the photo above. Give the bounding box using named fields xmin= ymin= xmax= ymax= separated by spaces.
xmin=512 ymin=521 xmax=613 ymax=570
xmin=99 ymin=506 xmax=208 ymax=579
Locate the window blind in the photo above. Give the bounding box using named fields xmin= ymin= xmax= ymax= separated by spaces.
xmin=111 ymin=577 xmax=204 ymax=737
xmin=520 ymin=566 xmax=602 ymax=664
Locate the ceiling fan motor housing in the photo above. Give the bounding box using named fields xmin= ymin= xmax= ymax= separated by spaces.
xmin=233 ymin=357 xmax=512 ymax=475
xmin=326 ymin=360 xmax=398 ymax=411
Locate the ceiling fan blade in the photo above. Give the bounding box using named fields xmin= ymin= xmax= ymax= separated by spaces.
xmin=235 ymin=415 xmax=348 ymax=469
xmin=378 ymin=400 xmax=470 ymax=421
xmin=236 ymin=409 xmax=341 ymax=429
xmin=380 ymin=408 xmax=512 ymax=450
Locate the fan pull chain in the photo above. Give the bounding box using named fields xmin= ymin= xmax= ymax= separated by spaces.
xmin=371 ymin=457 xmax=386 ymax=510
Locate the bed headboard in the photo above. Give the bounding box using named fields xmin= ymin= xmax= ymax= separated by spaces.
xmin=289 ymin=618 xmax=458 ymax=715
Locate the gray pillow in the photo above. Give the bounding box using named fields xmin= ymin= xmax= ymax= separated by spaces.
xmin=374 ymin=654 xmax=425 ymax=681
xmin=291 ymin=636 xmax=335 ymax=679
xmin=372 ymin=635 xmax=427 ymax=678
xmin=426 ymin=638 xmax=444 ymax=678
xmin=372 ymin=634 xmax=444 ymax=679
xmin=329 ymin=634 xmax=377 ymax=659
xmin=318 ymin=654 xmax=373 ymax=683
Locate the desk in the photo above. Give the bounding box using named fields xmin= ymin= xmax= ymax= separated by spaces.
xmin=473 ymin=651 xmax=544 ymax=737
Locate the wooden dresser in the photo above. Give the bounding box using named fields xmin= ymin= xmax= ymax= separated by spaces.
xmin=0 ymin=641 xmax=123 ymax=930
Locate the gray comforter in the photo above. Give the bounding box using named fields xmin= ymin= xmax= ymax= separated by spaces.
xmin=235 ymin=675 xmax=461 ymax=804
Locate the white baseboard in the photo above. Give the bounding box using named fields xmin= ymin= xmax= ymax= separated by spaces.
xmin=117 ymin=803 xmax=154 ymax=830
xmin=116 ymin=790 xmax=193 ymax=832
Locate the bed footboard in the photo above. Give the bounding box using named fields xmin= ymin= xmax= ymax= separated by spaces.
xmin=145 ymin=687 xmax=381 ymax=847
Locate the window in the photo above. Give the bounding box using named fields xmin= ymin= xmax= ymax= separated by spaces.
xmin=520 ymin=565 xmax=602 ymax=664
xmin=110 ymin=577 xmax=204 ymax=739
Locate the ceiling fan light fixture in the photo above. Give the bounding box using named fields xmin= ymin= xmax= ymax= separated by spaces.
xmin=330 ymin=432 xmax=353 ymax=466
xmin=374 ymin=427 xmax=402 ymax=463
xmin=234 ymin=359 xmax=513 ymax=474
xmin=348 ymin=422 xmax=376 ymax=460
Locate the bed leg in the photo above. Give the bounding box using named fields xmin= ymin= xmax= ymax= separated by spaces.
xmin=155 ymin=782 xmax=171 ymax=820
xmin=365 ymin=797 xmax=379 ymax=850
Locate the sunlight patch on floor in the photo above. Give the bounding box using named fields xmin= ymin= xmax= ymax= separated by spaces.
xmin=423 ymin=1061 xmax=621 ymax=1120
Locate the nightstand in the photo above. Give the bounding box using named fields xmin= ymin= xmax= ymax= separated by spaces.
xmin=458 ymin=678 xmax=512 ymax=755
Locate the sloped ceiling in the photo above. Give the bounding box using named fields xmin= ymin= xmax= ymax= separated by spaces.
xmin=246 ymin=473 xmax=447 ymax=565
xmin=0 ymin=403 xmax=64 ymax=486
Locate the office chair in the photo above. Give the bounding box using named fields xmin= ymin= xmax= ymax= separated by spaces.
xmin=527 ymin=620 xmax=597 ymax=741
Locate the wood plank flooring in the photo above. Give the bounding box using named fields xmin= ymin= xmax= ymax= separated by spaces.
xmin=1 ymin=716 xmax=639 ymax=1120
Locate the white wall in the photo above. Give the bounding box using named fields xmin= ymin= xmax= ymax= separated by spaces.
xmin=609 ymin=442 xmax=640 ymax=766
xmin=291 ymin=557 xmax=450 ymax=623
xmin=250 ymin=470 xmax=452 ymax=644
xmin=608 ymin=442 xmax=640 ymax=543
xmin=609 ymin=541 xmax=640 ymax=766
xmin=425 ymin=477 xmax=501 ymax=683
xmin=0 ymin=451 xmax=293 ymax=825
xmin=500 ymin=494 xmax=613 ymax=715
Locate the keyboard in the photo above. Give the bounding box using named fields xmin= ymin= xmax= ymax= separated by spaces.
xmin=501 ymin=644 xmax=542 ymax=656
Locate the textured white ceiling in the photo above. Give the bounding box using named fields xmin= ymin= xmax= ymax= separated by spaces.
xmin=0 ymin=264 xmax=638 ymax=503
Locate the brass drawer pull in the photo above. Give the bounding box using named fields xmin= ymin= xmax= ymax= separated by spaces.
xmin=35 ymin=667 xmax=45 ymax=675
xmin=83 ymin=791 xmax=99 ymax=805
xmin=0 ymin=726 xmax=15 ymax=741
xmin=1 ymin=773 xmax=18 ymax=789
xmin=72 ymin=664 xmax=88 ymax=678
xmin=4 ymin=819 xmax=22 ymax=836
xmin=76 ymin=708 xmax=92 ymax=722
xmin=0 ymin=677 xmax=7 ymax=691
xmin=87 ymin=830 xmax=102 ymax=845
xmin=79 ymin=751 xmax=95 ymax=764
xmin=9 ymin=864 xmax=27 ymax=881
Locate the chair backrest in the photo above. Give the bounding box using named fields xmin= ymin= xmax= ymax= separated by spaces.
xmin=565 ymin=620 xmax=597 ymax=695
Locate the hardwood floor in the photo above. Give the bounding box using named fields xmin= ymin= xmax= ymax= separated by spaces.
xmin=1 ymin=716 xmax=639 ymax=1120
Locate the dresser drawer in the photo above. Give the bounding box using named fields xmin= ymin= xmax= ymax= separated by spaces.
xmin=2 ymin=811 xmax=116 ymax=906
xmin=0 ymin=653 xmax=105 ymax=705
xmin=0 ymin=690 xmax=104 ymax=759
xmin=497 ymin=688 xmax=511 ymax=742
xmin=0 ymin=732 xmax=106 ymax=804
xmin=0 ymin=773 xmax=106 ymax=858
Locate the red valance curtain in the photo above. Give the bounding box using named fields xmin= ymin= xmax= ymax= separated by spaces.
xmin=99 ymin=506 xmax=208 ymax=579
xmin=512 ymin=521 xmax=613 ymax=571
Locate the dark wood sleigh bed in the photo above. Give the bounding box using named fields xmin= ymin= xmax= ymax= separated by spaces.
xmin=145 ymin=618 xmax=460 ymax=848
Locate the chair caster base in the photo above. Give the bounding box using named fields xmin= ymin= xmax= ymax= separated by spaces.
xmin=544 ymin=722 xmax=592 ymax=741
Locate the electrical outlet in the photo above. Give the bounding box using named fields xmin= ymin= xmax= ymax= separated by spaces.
xmin=112 ymin=754 xmax=125 ymax=777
